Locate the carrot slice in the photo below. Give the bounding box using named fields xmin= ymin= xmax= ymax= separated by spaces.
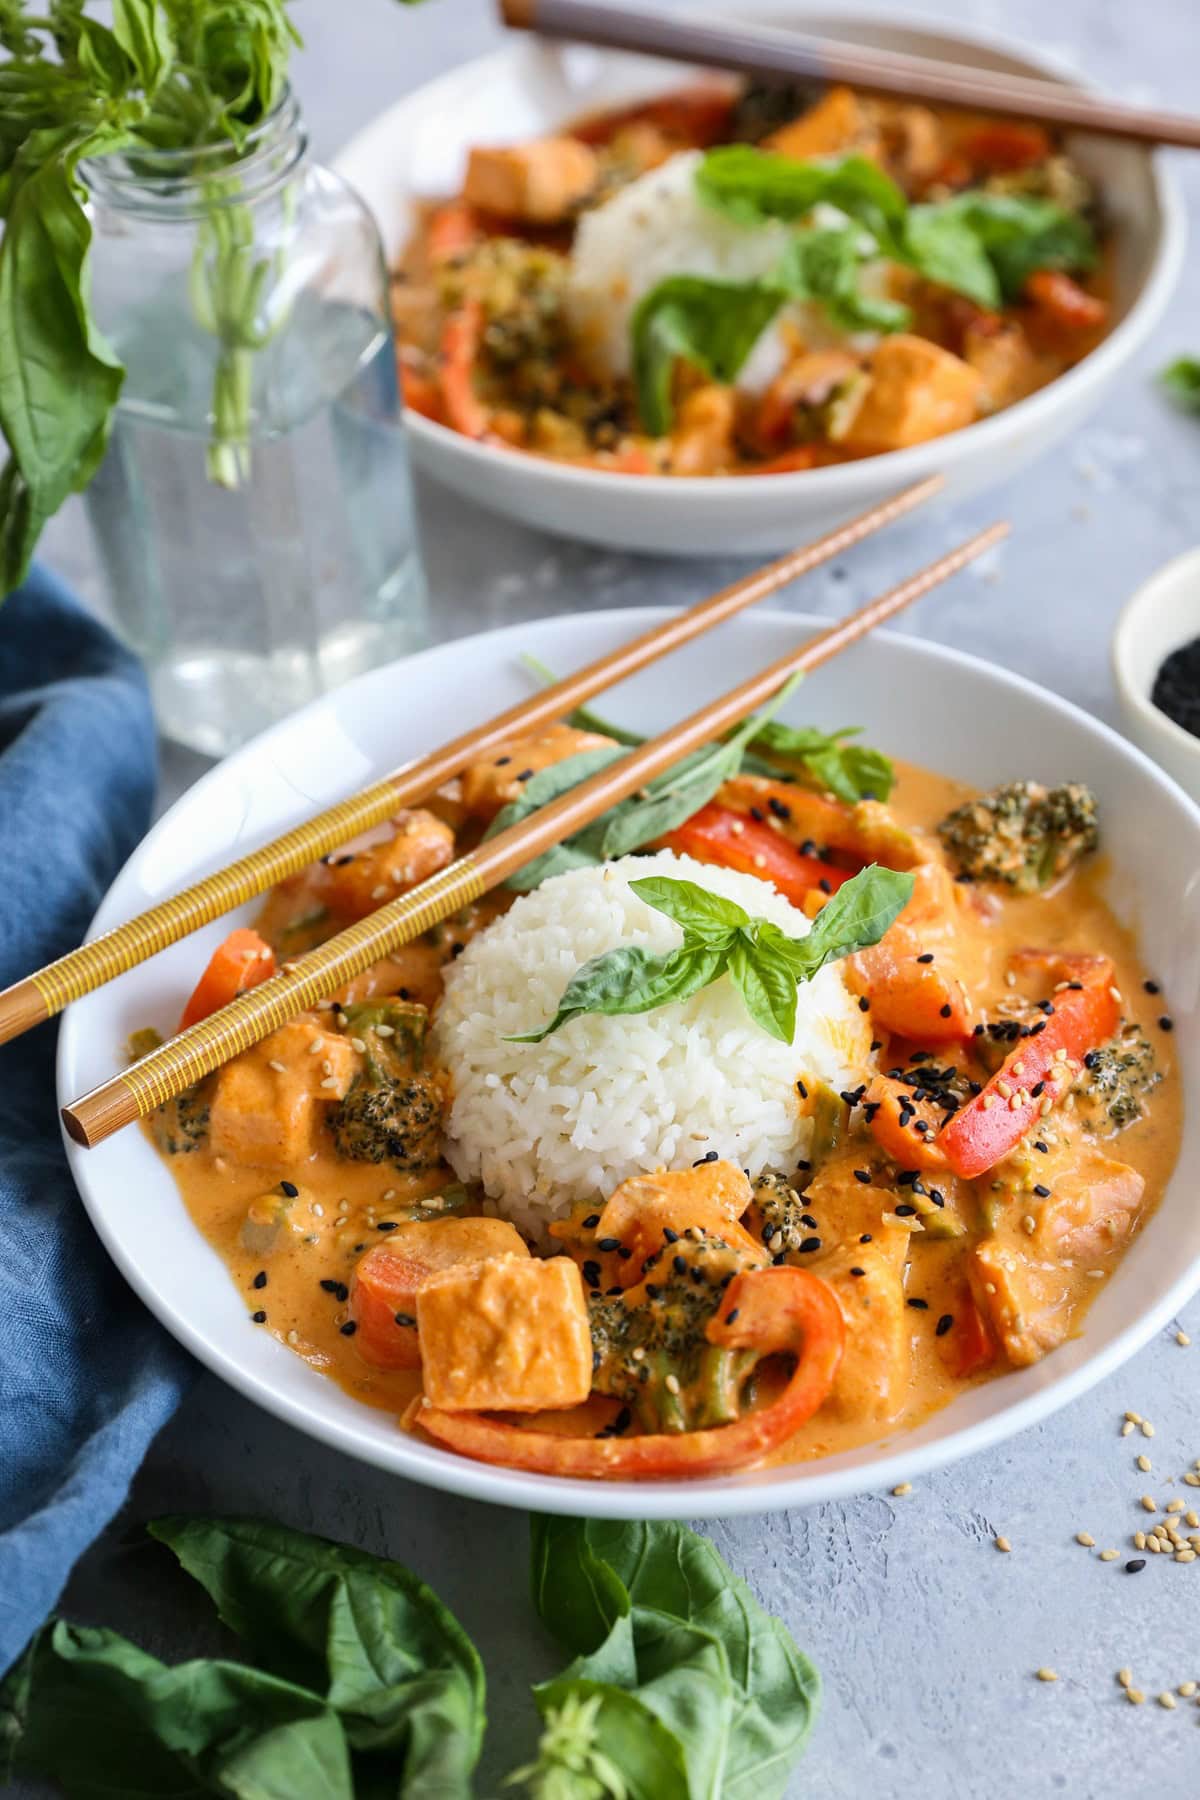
xmin=179 ymin=928 xmax=275 ymax=1030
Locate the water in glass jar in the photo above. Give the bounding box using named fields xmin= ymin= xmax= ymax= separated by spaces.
xmin=86 ymin=288 xmax=428 ymax=756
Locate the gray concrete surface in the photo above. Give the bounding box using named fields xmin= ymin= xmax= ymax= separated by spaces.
xmin=33 ymin=2 xmax=1200 ymax=1795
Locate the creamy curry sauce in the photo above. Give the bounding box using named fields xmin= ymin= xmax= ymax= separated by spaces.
xmin=154 ymin=759 xmax=1180 ymax=1469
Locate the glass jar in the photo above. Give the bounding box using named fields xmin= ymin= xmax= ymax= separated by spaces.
xmin=81 ymin=92 xmax=428 ymax=756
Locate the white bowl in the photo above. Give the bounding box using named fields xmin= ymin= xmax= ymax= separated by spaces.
xmin=59 ymin=605 xmax=1200 ymax=1519
xmin=335 ymin=8 xmax=1184 ymax=556
xmin=1112 ymin=546 xmax=1200 ymax=804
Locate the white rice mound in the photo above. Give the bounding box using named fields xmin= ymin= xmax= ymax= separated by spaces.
xmin=433 ymin=849 xmax=874 ymax=1242
xmin=566 ymin=149 xmax=882 ymax=396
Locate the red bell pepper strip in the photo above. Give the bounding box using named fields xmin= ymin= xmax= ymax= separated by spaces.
xmin=1025 ymin=270 xmax=1107 ymax=332
xmin=439 ymin=301 xmax=491 ymax=440
xmin=411 ymin=1266 xmax=845 ymax=1480
xmin=179 ymin=928 xmax=275 ymax=1030
xmin=939 ymin=952 xmax=1118 ymax=1179
xmin=942 ymin=1291 xmax=996 ymax=1379
xmin=661 ymin=803 xmax=852 ymax=904
xmin=963 ymin=121 xmax=1051 ymax=172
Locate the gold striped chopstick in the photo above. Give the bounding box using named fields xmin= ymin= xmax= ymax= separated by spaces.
xmin=63 ymin=518 xmax=1006 ymax=1149
xmin=0 ymin=476 xmax=940 ymax=1049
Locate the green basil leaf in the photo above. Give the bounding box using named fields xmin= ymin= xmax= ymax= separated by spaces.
xmin=150 ymin=1515 xmax=485 ymax=1799
xmin=486 ymin=744 xmax=630 ymax=890
xmin=0 ymin=132 xmax=126 ymax=593
xmin=531 ymin=1673 xmax=692 ymax=1800
xmin=519 ymin=653 xmax=646 ymax=745
xmin=750 ymin=719 xmax=896 ymax=802
xmin=728 ymin=932 xmax=798 ymax=1043
xmin=1 ymin=1619 xmax=354 ymax=1800
xmin=1161 ymin=356 xmax=1200 ymax=414
xmin=531 ymin=1519 xmax=820 ymax=1800
xmin=773 ymin=226 xmax=910 ymax=334
xmin=629 ymin=873 xmax=749 ymax=939
xmin=911 ymin=191 xmax=1096 ymax=303
xmin=530 ymin=1516 xmax=631 ymax=1654
xmin=902 ymin=201 xmax=1000 ymax=309
xmin=507 ymin=941 xmax=726 ymax=1043
xmin=780 ymin=862 xmax=914 ymax=979
xmin=696 ymin=146 xmax=907 ymax=250
xmin=112 ymin=0 xmax=174 ymax=95
xmin=632 ymin=274 xmax=784 ymax=434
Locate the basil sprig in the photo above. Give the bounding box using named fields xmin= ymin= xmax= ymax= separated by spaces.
xmin=519 ymin=653 xmax=895 ymax=807
xmin=510 ymin=864 xmax=913 ymax=1044
xmin=488 ymin=674 xmax=802 ymax=891
xmin=1161 ymin=356 xmax=1200 ymax=414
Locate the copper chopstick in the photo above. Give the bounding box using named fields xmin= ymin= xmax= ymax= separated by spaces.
xmin=0 ymin=476 xmax=941 ymax=1050
xmin=499 ymin=0 xmax=1200 ymax=150
xmin=63 ymin=518 xmax=1007 ymax=1150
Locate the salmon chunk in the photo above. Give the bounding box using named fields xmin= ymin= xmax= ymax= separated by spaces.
xmin=1032 ymin=1148 xmax=1145 ymax=1261
xmin=968 ymin=1233 xmax=1074 ymax=1367
xmin=417 ymin=1255 xmax=592 ymax=1411
xmin=766 ymin=86 xmax=876 ymax=161
xmin=842 ymin=336 xmax=982 ymax=453
xmin=813 ymin=1224 xmax=911 ymax=1423
xmin=208 ymin=1018 xmax=358 ymax=1168
xmin=596 ymin=1162 xmax=762 ymax=1283
xmin=463 ymin=138 xmax=598 ymax=223
xmin=846 ymin=861 xmax=972 ymax=1040
xmin=460 ymin=722 xmax=617 ymax=821
xmin=323 ymin=810 xmax=455 ymax=920
xmin=350 ymin=1219 xmax=529 ymax=1369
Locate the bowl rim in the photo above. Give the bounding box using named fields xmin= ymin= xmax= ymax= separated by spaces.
xmin=335 ymin=5 xmax=1187 ymax=508
xmin=59 ymin=604 xmax=1200 ymax=1519
xmin=1112 ymin=544 xmax=1200 ymax=764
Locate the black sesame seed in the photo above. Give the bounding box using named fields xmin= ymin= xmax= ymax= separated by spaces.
xmin=935 ymin=1313 xmax=954 ymax=1338
xmin=800 ymin=1214 xmax=818 ymax=1229
xmin=772 ymin=1251 xmax=787 ymax=1266
xmin=663 ymin=1227 xmax=679 ymax=1243
xmin=939 ymin=1003 xmax=953 ymax=1019
xmin=582 ymin=1261 xmax=601 ymax=1288
xmin=859 ymin=1233 xmax=873 ymax=1244
xmin=251 ymin=1309 xmax=267 ymax=1324
xmin=725 ymin=1308 xmax=740 ymax=1325
xmin=597 ymin=1237 xmax=621 ymax=1252
xmin=907 ymin=1297 xmax=929 ymax=1310
xmin=1033 ymin=1184 xmax=1051 ymax=1199
xmin=376 ymin=1220 xmax=398 ymax=1231
xmin=1125 ymin=1558 xmax=1146 ymax=1573
xmin=515 ymin=768 xmax=535 ymax=782
xmin=917 ymin=952 xmax=935 ymax=964
xmin=973 ymin=1023 xmax=986 ymax=1036
xmin=645 ymin=1282 xmax=661 ymax=1299
xmin=495 ymin=755 xmax=512 ymax=766
xmin=606 ymin=1285 xmax=623 ymax=1296
xmin=618 ymin=1246 xmax=633 ymax=1260
xmin=252 ymin=1270 xmax=267 ymax=1290
xmin=450 ymin=942 xmax=464 ymax=959
xmin=762 ymin=1223 xmax=777 ymax=1244
xmin=929 ymin=1189 xmax=945 ymax=1207
xmin=749 ymin=806 xmax=766 ymax=823
xmin=1034 ymin=1140 xmax=1049 ymax=1154
xmin=279 ymin=1180 xmax=299 ymax=1198
xmin=1031 ymin=1080 xmax=1046 ymax=1098
xmin=858 ymin=996 xmax=870 ymax=1012
xmin=849 ymin=1266 xmax=866 ymax=1277
xmin=1083 ymin=1051 xmax=1099 ymax=1070
xmin=854 ymin=1168 xmax=872 ymax=1184
xmin=582 ymin=1213 xmax=600 ymax=1229
xmin=796 ymin=1079 xmax=809 ymax=1099
xmin=394 ymin=1311 xmax=416 ymax=1328
xmin=692 ymin=1150 xmax=720 ymax=1166
xmin=798 ymin=1236 xmax=822 ymax=1254
xmin=673 ymin=1255 xmax=688 ymax=1275
xmin=894 ymin=1203 xmax=916 ymax=1218
xmin=340 ymin=1320 xmax=357 ymax=1337
xmin=768 ymin=796 xmax=791 ymax=819
xmin=1159 ymin=1015 xmax=1174 ymax=1032
xmin=870 ymin=1039 xmax=882 ymax=1053
xmin=796 ymin=1158 xmax=811 ymax=1172
xmin=1067 ymin=980 xmax=1084 ymax=990
xmin=1144 ymin=978 xmax=1160 ymax=996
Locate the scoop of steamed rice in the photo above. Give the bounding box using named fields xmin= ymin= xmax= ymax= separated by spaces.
xmin=433 ymin=849 xmax=875 ymax=1243
xmin=566 ymin=148 xmax=883 ymax=397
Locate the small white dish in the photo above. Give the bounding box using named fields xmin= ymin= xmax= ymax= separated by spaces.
xmin=1113 ymin=547 xmax=1200 ymax=804
xmin=334 ymin=7 xmax=1184 ymax=556
xmin=58 ymin=605 xmax=1200 ymax=1519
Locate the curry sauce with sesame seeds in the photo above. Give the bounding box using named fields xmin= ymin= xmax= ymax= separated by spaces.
xmin=146 ymin=746 xmax=1181 ymax=1480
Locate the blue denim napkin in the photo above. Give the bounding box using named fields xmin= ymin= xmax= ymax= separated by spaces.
xmin=0 ymin=566 xmax=191 ymax=1673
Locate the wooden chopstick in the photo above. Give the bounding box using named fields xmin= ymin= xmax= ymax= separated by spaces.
xmin=0 ymin=476 xmax=940 ymax=1050
xmin=500 ymin=0 xmax=1200 ymax=150
xmin=63 ymin=518 xmax=1007 ymax=1150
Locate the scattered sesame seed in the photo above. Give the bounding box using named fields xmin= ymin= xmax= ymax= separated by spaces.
xmin=1175 ymin=1549 xmax=1197 ymax=1563
xmin=1035 ymin=1668 xmax=1058 ymax=1683
xmin=664 ymin=1373 xmax=681 ymax=1395
xmin=1134 ymin=1532 xmax=1147 ymax=1550
xmin=1159 ymin=1692 xmax=1178 ymax=1709
xmin=1125 ymin=1559 xmax=1146 ymax=1574
xmin=1142 ymin=1421 xmax=1155 ymax=1438
xmin=1117 ymin=1667 xmax=1133 ymax=1688
xmin=1166 ymin=1499 xmax=1186 ymax=1514
xmin=1177 ymin=1330 xmax=1191 ymax=1347
xmin=1126 ymin=1687 xmax=1145 ymax=1704
xmin=339 ymin=1320 xmax=357 ymax=1337
xmin=280 ymin=1180 xmax=299 ymax=1198
xmin=268 ymin=1059 xmax=286 ymax=1073
xmin=1076 ymin=1531 xmax=1096 ymax=1547
xmin=1142 ymin=1496 xmax=1158 ymax=1513
xmin=1180 ymin=1682 xmax=1197 ymax=1698
xmin=994 ymin=1535 xmax=1011 ymax=1553
xmin=1121 ymin=1421 xmax=1135 ymax=1436
xmin=1099 ymin=1549 xmax=1119 ymax=1562
xmin=1159 ymin=1015 xmax=1174 ymax=1032
xmin=891 ymin=1482 xmax=912 ymax=1497
xmin=1137 ymin=1454 xmax=1151 ymax=1472
xmin=251 ymin=1309 xmax=266 ymax=1324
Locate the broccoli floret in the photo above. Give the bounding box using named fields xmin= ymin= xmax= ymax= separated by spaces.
xmin=588 ymin=1234 xmax=760 ymax=1433
xmin=330 ymin=999 xmax=445 ymax=1171
xmin=937 ymin=781 xmax=1098 ymax=892
xmin=747 ymin=1172 xmax=812 ymax=1254
xmin=150 ymin=1083 xmax=210 ymax=1155
xmin=1072 ymin=1025 xmax=1161 ymax=1133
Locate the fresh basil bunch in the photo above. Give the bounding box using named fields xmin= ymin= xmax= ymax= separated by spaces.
xmin=633 ymin=145 xmax=1097 ymax=433
xmin=0 ymin=1512 xmax=821 ymax=1799
xmin=1161 ymin=356 xmax=1200 ymax=414
xmin=511 ymin=866 xmax=913 ymax=1044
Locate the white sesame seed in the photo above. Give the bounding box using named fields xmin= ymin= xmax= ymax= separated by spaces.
xmin=892 ymin=1482 xmax=912 ymax=1497
xmin=268 ymin=1059 xmax=286 ymax=1073
xmin=351 ymin=1036 xmax=366 ymax=1053
xmin=1137 ymin=1454 xmax=1152 ymax=1472
xmin=1166 ymin=1499 xmax=1185 ymax=1514
xmin=371 ymin=884 xmax=388 ymax=899
xmin=1022 ymin=1215 xmax=1037 ymax=1235
xmin=997 ymin=1080 xmax=1013 ymax=1099
xmin=1142 ymin=1496 xmax=1158 ymax=1513
xmin=1134 ymin=1532 xmax=1147 ymax=1550
xmin=1126 ymin=1688 xmax=1145 ymax=1705
xmin=1076 ymin=1531 xmax=1096 ymax=1547
xmin=665 ymin=1373 xmax=681 ymax=1395
xmin=307 ymin=1039 xmax=323 ymax=1055
xmin=1177 ymin=1330 xmax=1191 ymax=1347
xmin=982 ymin=1095 xmax=997 ymax=1111
xmin=1117 ymin=1667 xmax=1133 ymax=1688
xmin=1175 ymin=1549 xmax=1196 ymax=1564
xmin=213 ymin=1156 xmax=227 ymax=1174
xmin=1159 ymin=1692 xmax=1177 ymax=1708
xmin=312 ymin=1203 xmax=324 ymax=1219
xmin=1141 ymin=1421 xmax=1155 ymax=1438
xmin=1121 ymin=1420 xmax=1135 ymax=1436
xmin=1180 ymin=1682 xmax=1197 ymax=1698
xmin=375 ymin=1024 xmax=395 ymax=1037
xmin=1125 ymin=1411 xmax=1142 ymax=1423
xmin=383 ymin=1188 xmax=397 ymax=1200
xmin=995 ymin=1535 xmax=1011 ymax=1552
xmin=320 ymin=1076 xmax=338 ymax=1090
xmin=1099 ymin=1549 xmax=1119 ymax=1562
xmin=287 ymin=1329 xmax=299 ymax=1346
xmin=1184 ymin=1473 xmax=1200 ymax=1488
xmin=1036 ymin=1668 xmax=1058 ymax=1683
